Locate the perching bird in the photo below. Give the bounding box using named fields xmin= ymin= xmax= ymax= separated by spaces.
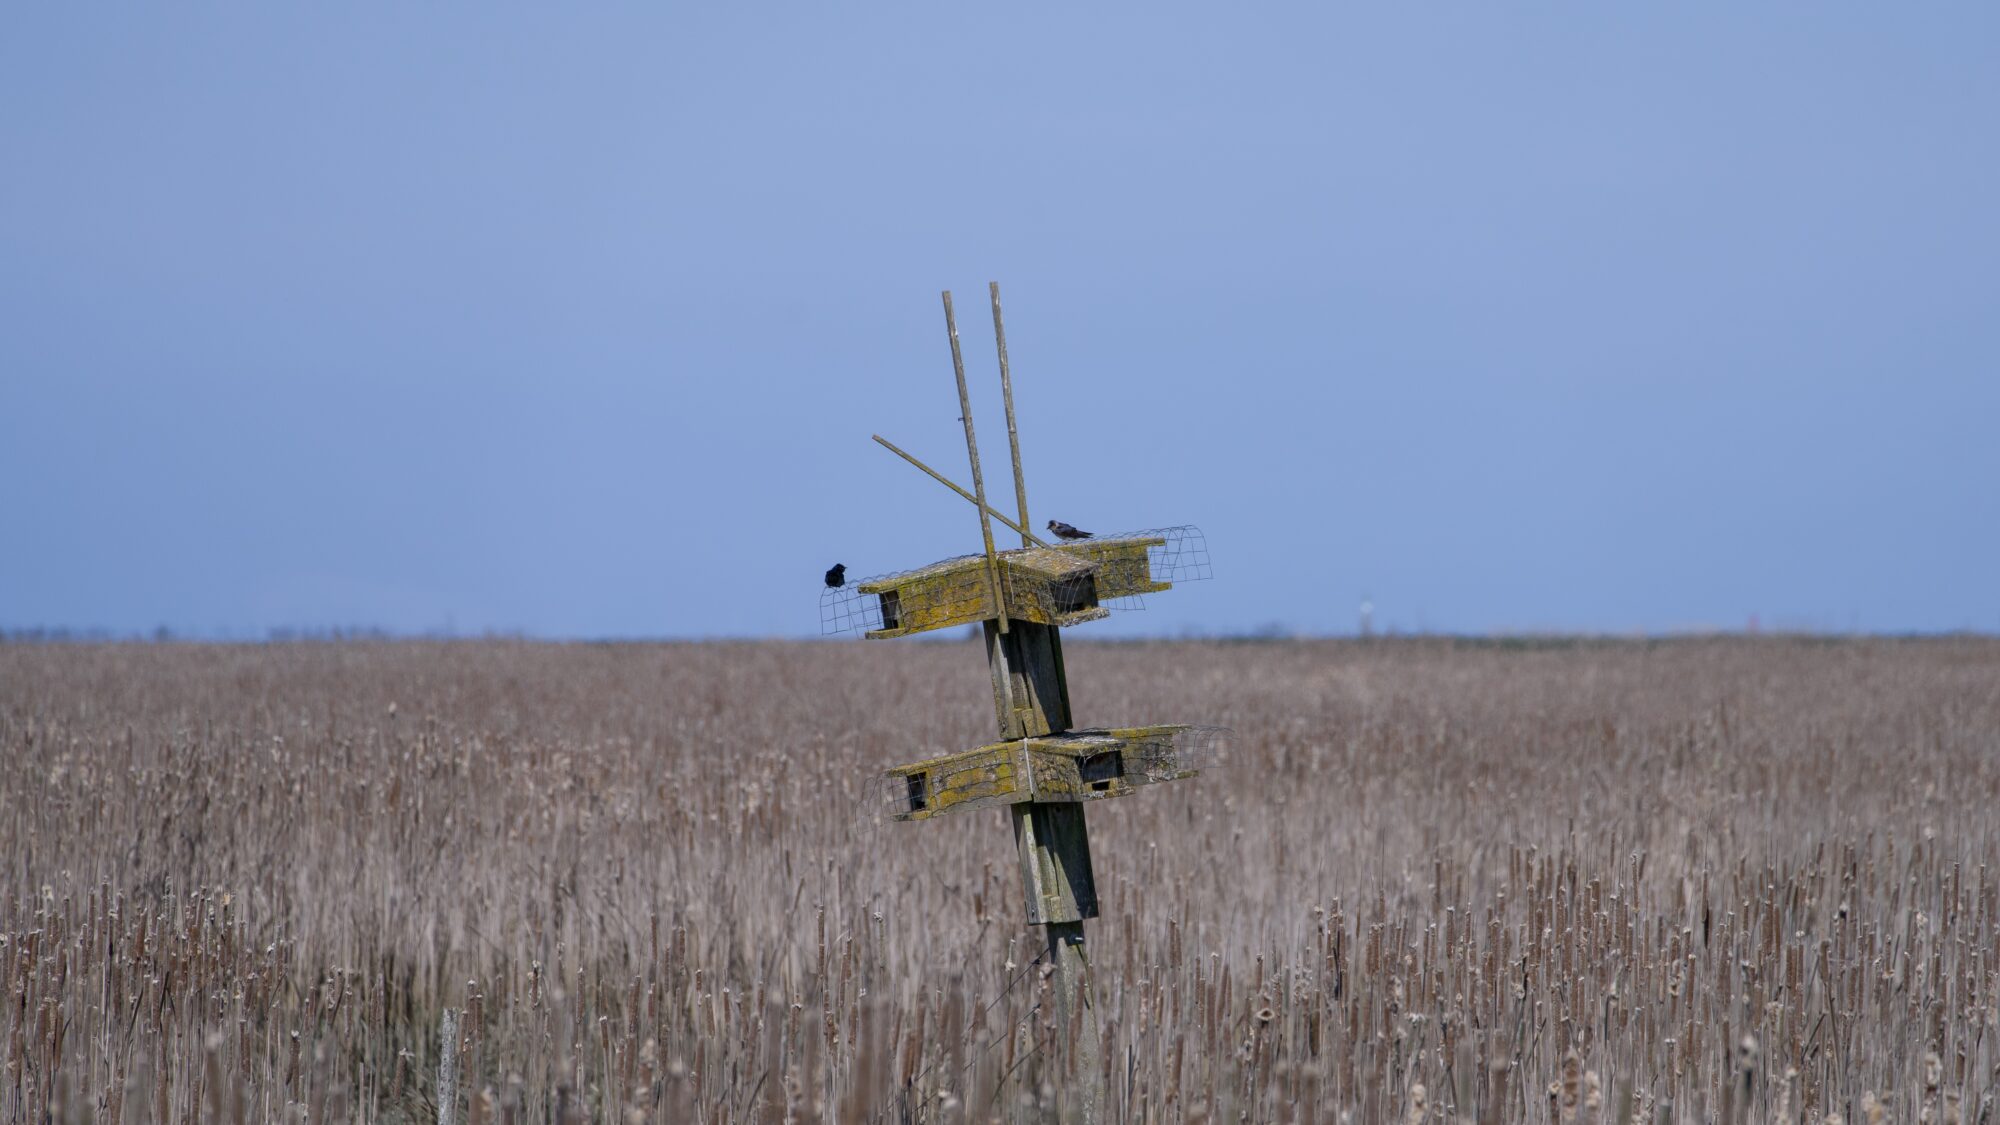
xmin=824 ymin=563 xmax=847 ymax=588
xmin=1047 ymin=520 xmax=1093 ymax=541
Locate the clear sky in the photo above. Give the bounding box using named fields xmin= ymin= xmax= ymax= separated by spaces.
xmin=3 ymin=6 xmax=1995 ymax=638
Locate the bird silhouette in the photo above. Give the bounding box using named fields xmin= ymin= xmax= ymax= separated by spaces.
xmin=824 ymin=563 xmax=847 ymax=588
xmin=1047 ymin=520 xmax=1093 ymax=541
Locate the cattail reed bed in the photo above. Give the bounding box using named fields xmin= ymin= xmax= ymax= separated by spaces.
xmin=2 ymin=637 xmax=1997 ymax=1122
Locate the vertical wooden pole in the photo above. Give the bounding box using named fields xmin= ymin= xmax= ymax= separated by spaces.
xmin=1046 ymin=921 xmax=1102 ymax=1124
xmin=986 ymin=278 xmax=1077 ymax=734
xmin=944 ymin=290 xmax=1009 ymax=634
xmin=1011 ymin=800 xmax=1102 ymax=1125
xmin=997 ymin=646 xmax=1096 ymax=1123
xmin=919 ymin=282 xmax=1096 ymax=1122
xmin=983 ymin=620 xmax=1072 ymax=739
xmin=1011 ymin=802 xmax=1098 ymax=923
xmin=992 ymin=281 xmax=1035 ymax=551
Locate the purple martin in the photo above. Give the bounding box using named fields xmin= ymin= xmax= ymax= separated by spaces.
xmin=824 ymin=563 xmax=847 ymax=588
xmin=1047 ymin=520 xmax=1093 ymax=541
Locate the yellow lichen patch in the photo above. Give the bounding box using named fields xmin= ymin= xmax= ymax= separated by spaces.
xmin=1052 ymin=536 xmax=1171 ymax=600
xmin=860 ymin=547 xmax=1114 ymax=638
xmin=880 ymin=724 xmax=1218 ymax=821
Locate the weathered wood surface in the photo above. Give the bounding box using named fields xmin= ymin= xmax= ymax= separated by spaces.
xmin=1017 ymin=808 xmax=1103 ymax=1119
xmin=943 ymin=289 xmax=1010 ymax=635
xmin=1053 ymin=535 xmax=1172 ymax=599
xmin=858 ymin=551 xmax=1112 ymax=640
xmin=853 ymin=536 xmax=1172 ymax=641
xmin=880 ymin=725 xmax=1206 ymax=821
xmin=1011 ymin=801 xmax=1099 ymax=924
xmin=991 ymin=281 xmax=1036 ymax=552
xmin=1044 ymin=920 xmax=1103 ymax=1124
xmin=985 ymin=617 xmax=1072 ymax=739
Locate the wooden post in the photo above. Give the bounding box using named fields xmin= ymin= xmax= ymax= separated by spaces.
xmin=1012 ymin=800 xmax=1102 ymax=1124
xmin=972 ymin=285 xmax=1103 ymax=1121
xmin=992 ymin=282 xmax=1035 ymax=551
xmin=983 ymin=620 xmax=1072 ymax=739
xmin=1046 ymin=921 xmax=1102 ymax=1123
xmin=1011 ymin=802 xmax=1097 ymax=923
xmin=991 ymin=615 xmax=1099 ymax=1123
xmin=943 ymin=290 xmax=1009 ymax=635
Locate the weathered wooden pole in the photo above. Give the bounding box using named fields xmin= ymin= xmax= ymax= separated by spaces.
xmin=993 ymin=282 xmax=1033 ymax=552
xmin=1014 ymin=803 xmax=1102 ymax=1122
xmin=986 ymin=283 xmax=1102 ymax=1122
xmin=944 ymin=290 xmax=1010 ymax=636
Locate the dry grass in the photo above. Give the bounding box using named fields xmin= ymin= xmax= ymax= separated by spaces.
xmin=2 ymin=636 xmax=1997 ymax=1122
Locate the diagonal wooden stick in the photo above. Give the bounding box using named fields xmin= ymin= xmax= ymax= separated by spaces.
xmin=872 ymin=435 xmax=1054 ymax=548
xmin=992 ymin=282 xmax=1035 ymax=551
xmin=943 ymin=290 xmax=1009 ymax=633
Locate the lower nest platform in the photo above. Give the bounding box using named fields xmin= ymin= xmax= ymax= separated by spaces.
xmin=873 ymin=725 xmax=1226 ymax=823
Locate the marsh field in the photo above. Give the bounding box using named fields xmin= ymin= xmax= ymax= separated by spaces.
xmin=2 ymin=637 xmax=1997 ymax=1123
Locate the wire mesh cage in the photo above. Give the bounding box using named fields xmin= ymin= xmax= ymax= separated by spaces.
xmin=820 ymin=567 xmax=897 ymax=636
xmin=1061 ymin=525 xmax=1213 ymax=612
xmin=819 ymin=526 xmax=1212 ymax=636
xmin=1140 ymin=525 xmax=1214 ymax=584
xmin=1104 ymin=722 xmax=1230 ymax=780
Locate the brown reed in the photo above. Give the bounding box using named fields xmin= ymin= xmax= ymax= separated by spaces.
xmin=0 ymin=636 xmax=1996 ymax=1122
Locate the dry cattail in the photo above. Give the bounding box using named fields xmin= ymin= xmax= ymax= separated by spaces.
xmin=2 ymin=638 xmax=1996 ymax=1120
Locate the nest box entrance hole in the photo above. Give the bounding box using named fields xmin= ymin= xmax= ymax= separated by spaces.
xmin=904 ymin=772 xmax=928 ymax=813
xmin=1078 ymin=751 xmax=1124 ymax=792
xmin=879 ymin=590 xmax=902 ymax=631
xmin=1054 ymin=575 xmax=1099 ymax=616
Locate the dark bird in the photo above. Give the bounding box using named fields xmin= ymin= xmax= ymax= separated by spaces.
xmin=824 ymin=563 xmax=847 ymax=588
xmin=1047 ymin=520 xmax=1093 ymax=541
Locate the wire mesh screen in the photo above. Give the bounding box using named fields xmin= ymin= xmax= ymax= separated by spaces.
xmin=1067 ymin=525 xmax=1213 ymax=612
xmin=1142 ymin=525 xmax=1213 ymax=584
xmin=1101 ymin=723 xmax=1231 ymax=779
xmin=819 ymin=566 xmax=905 ymax=636
xmin=855 ymin=768 xmax=926 ymax=830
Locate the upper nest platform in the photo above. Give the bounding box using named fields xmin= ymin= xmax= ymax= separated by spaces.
xmin=819 ymin=526 xmax=1212 ymax=639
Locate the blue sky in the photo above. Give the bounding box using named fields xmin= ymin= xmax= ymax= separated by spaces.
xmin=3 ymin=6 xmax=1995 ymax=638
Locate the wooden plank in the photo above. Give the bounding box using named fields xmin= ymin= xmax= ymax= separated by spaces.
xmin=1053 ymin=536 xmax=1172 ymax=600
xmin=991 ymin=282 xmax=1036 ymax=551
xmin=878 ymin=724 xmax=1209 ymax=820
xmin=858 ymin=551 xmax=1110 ymax=639
xmin=1011 ymin=801 xmax=1098 ymax=925
xmin=983 ymin=619 xmax=1072 ymax=739
xmin=860 ymin=558 xmax=995 ymax=639
xmin=943 ymin=290 xmax=1009 ymax=634
xmin=1045 ymin=920 xmax=1102 ymax=1125
xmin=883 ymin=744 xmax=1023 ymax=821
